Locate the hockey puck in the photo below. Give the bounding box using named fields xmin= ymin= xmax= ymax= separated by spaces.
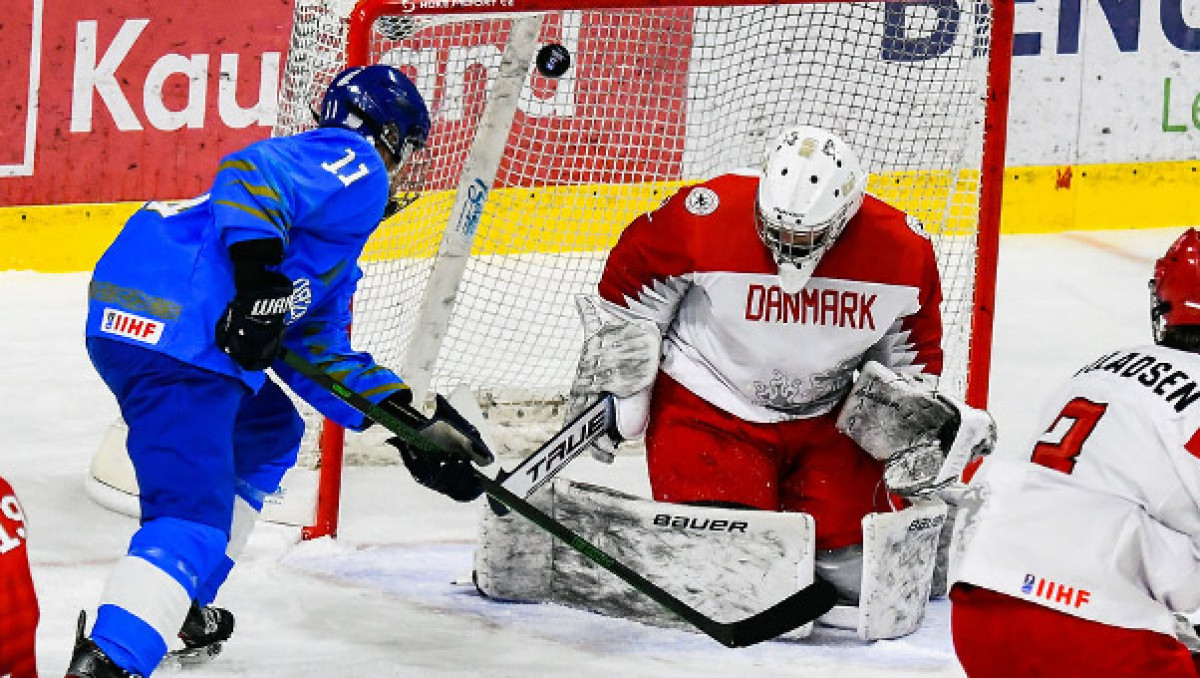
xmin=535 ymin=43 xmax=571 ymax=78
xmin=375 ymin=15 xmax=416 ymax=41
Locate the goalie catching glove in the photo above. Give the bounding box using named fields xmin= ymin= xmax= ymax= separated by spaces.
xmin=836 ymin=361 xmax=996 ymax=497
xmin=380 ymin=390 xmax=489 ymax=502
xmin=565 ymin=295 xmax=662 ymax=463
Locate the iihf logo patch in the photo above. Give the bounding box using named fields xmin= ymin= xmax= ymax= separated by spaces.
xmin=684 ymin=187 xmax=719 ymax=216
xmin=100 ymin=308 xmax=164 ymax=345
xmin=288 ymin=278 xmax=312 ymax=324
xmin=1021 ymin=572 xmax=1091 ymax=608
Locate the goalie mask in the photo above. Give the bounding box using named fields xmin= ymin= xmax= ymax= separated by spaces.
xmin=319 ymin=65 xmax=431 ymax=215
xmin=1151 ymin=228 xmax=1200 ymax=351
xmin=756 ymin=126 xmax=867 ymax=290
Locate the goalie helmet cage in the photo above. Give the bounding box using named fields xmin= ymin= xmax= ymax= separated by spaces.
xmin=276 ymin=0 xmax=1014 ymax=539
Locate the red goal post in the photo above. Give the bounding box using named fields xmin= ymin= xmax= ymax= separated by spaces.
xmin=275 ymin=0 xmax=1014 ymax=538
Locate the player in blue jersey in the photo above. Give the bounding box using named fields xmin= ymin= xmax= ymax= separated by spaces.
xmin=68 ymin=65 xmax=488 ymax=678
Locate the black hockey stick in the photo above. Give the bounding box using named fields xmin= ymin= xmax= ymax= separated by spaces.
xmin=487 ymin=394 xmax=614 ymax=516
xmin=280 ymin=348 xmax=837 ymax=647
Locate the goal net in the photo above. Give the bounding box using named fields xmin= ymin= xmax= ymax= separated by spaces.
xmin=274 ymin=0 xmax=1013 ymax=536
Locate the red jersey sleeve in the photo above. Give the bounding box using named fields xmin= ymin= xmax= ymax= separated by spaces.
xmin=0 ymin=476 xmax=37 ymax=678
xmin=901 ymin=235 xmax=945 ymax=378
xmin=846 ymin=203 xmax=944 ymax=379
xmin=597 ymin=187 xmax=700 ymax=327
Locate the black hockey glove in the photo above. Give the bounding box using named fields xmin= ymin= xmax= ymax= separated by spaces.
xmin=377 ymin=391 xmax=494 ymax=466
xmin=392 ymin=436 xmax=484 ymax=502
xmin=215 ymin=239 xmax=292 ymax=371
xmin=380 ymin=391 xmax=489 ymax=502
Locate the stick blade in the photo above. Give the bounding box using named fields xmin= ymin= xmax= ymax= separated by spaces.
xmin=711 ymin=580 xmax=838 ymax=648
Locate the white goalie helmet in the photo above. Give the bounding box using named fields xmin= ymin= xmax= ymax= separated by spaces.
xmin=755 ymin=126 xmax=868 ymax=283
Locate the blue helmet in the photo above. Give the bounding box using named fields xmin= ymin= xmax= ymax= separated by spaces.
xmin=318 ymin=65 xmax=431 ymax=162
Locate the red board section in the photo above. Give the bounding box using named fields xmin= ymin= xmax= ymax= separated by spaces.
xmin=381 ymin=10 xmax=691 ymax=190
xmin=1 ymin=2 xmax=693 ymax=206
xmin=0 ymin=1 xmax=293 ymax=206
xmin=0 ymin=3 xmax=37 ymax=170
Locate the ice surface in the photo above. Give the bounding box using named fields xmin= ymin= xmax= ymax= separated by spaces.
xmin=0 ymin=227 xmax=1184 ymax=676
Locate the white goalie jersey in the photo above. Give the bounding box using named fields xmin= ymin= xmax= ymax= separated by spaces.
xmin=598 ymin=171 xmax=943 ymax=424
xmin=954 ymin=343 xmax=1200 ymax=637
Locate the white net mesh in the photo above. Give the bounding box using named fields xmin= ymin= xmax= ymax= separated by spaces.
xmin=276 ymin=0 xmax=998 ymax=462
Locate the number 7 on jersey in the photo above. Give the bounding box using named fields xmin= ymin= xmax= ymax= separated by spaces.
xmin=1030 ymin=397 xmax=1109 ymax=474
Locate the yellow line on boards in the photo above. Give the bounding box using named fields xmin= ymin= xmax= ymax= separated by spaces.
xmin=2 ymin=161 xmax=1198 ymax=272
xmin=0 ymin=203 xmax=141 ymax=273
xmin=1000 ymin=161 xmax=1200 ymax=234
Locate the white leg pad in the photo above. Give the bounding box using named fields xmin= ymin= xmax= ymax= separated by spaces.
xmin=475 ymin=478 xmax=817 ymax=636
xmin=856 ymin=498 xmax=947 ymax=640
xmin=473 ymin=487 xmax=556 ymax=602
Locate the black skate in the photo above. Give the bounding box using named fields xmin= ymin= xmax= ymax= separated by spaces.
xmin=164 ymin=601 xmax=235 ymax=668
xmin=65 ymin=611 xmax=140 ymax=678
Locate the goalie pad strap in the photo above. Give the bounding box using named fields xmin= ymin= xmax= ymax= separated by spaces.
xmin=475 ymin=478 xmax=818 ymax=636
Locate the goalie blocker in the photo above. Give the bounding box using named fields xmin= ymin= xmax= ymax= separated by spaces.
xmin=475 ymin=478 xmax=946 ymax=641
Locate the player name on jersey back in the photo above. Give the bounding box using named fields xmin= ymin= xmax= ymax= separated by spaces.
xmin=1077 ymin=349 xmax=1200 ymax=413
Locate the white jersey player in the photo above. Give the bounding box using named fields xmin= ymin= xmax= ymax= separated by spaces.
xmin=951 ymin=228 xmax=1200 ymax=677
xmin=567 ymin=126 xmax=946 ymax=601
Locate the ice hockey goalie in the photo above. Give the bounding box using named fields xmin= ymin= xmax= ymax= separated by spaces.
xmin=476 ymin=126 xmax=995 ymax=641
